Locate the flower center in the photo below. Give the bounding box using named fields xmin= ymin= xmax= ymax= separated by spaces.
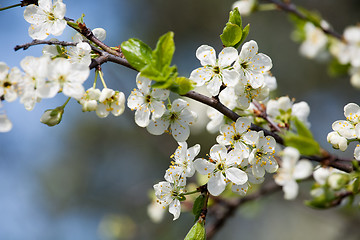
xmin=169 ymin=112 xmax=179 ymax=122
xmin=241 ymin=62 xmax=249 ymax=69
xmin=145 ymin=94 xmax=152 ymax=103
xmin=213 ymin=66 xmax=220 ymax=74
xmin=47 ymin=12 xmax=56 ymax=21
xmin=233 ymin=134 xmax=241 ymax=141
xmin=3 ymin=81 xmax=11 ymax=88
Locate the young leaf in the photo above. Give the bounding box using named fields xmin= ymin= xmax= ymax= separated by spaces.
xmin=291 ymin=116 xmax=313 ymax=138
xmin=235 ymin=23 xmax=250 ymax=48
xmin=169 ymin=77 xmax=195 ymax=95
xmin=76 ymin=13 xmax=85 ymax=24
xmin=220 ymin=23 xmax=243 ymax=47
xmin=229 ymin=7 xmax=242 ymax=27
xmin=283 ymin=132 xmax=321 ymax=156
xmin=184 ymin=221 xmax=206 ymax=240
xmin=192 ymin=194 xmax=205 ymax=222
xmin=328 ymin=59 xmax=350 ymax=77
xmin=152 ymin=31 xmax=175 ymax=71
xmin=120 ymin=38 xmax=153 ymax=71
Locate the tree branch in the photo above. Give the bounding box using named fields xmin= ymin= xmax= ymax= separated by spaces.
xmin=302 ymin=153 xmax=354 ymax=173
xmin=265 ymin=0 xmax=344 ymax=41
xmin=65 ymin=18 xmax=122 ymax=57
xmin=182 ymin=90 xmax=284 ymax=144
xmin=14 ymin=39 xmax=76 ymax=51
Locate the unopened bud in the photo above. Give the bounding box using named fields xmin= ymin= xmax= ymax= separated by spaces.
xmin=40 ymin=107 xmax=64 ymax=126
xmin=328 ymin=173 xmax=350 ymax=190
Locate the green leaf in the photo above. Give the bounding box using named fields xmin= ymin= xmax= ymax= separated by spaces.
xmin=192 ymin=195 xmax=205 ymax=222
xmin=184 ymin=221 xmax=206 ymax=240
xmin=76 ymin=13 xmax=85 ymax=24
xmin=121 ymin=38 xmax=153 ymax=71
xmin=220 ymin=8 xmax=244 ymax=47
xmin=291 ymin=116 xmax=313 ymax=138
xmin=220 ymin=23 xmax=243 ymax=47
xmin=169 ymin=76 xmax=195 ymax=95
xmin=142 ymin=65 xmax=177 ymax=83
xmin=152 ymin=31 xmax=175 ymax=72
xmin=283 ymin=132 xmax=321 ymax=156
xmin=328 ymin=59 xmax=351 ymax=77
xmin=66 ymin=21 xmax=81 ymax=31
xmin=305 ymin=187 xmax=336 ymax=209
xmin=235 ymin=23 xmax=250 ymax=48
xmin=229 ymin=7 xmax=242 ymax=27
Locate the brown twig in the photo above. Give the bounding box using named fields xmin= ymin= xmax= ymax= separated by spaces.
xmin=182 ymin=90 xmax=284 ymax=144
xmin=252 ymin=100 xmax=283 ymax=132
xmin=65 ymin=18 xmax=121 ymax=57
xmin=14 ymin=39 xmax=76 ymax=51
xmin=265 ymin=0 xmax=344 ymax=41
xmin=301 ymin=153 xmax=354 ymax=173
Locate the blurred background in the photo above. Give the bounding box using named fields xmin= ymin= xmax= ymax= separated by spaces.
xmin=1 ymin=0 xmax=360 ymax=239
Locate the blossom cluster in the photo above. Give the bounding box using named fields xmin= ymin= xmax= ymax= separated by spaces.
xmin=3 ymin=0 xmax=358 ymax=229
xmin=296 ymin=20 xmax=360 ymax=89
xmin=0 ymin=0 xmax=126 ymax=131
xmin=127 ymin=73 xmax=197 ymax=142
xmin=327 ymin=103 xmax=360 ymax=160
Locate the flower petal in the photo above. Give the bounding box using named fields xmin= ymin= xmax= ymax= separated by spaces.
xmin=225 ymin=168 xmax=248 ymax=185
xmin=196 ymin=45 xmax=216 ymax=66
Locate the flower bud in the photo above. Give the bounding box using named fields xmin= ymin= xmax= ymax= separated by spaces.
xmin=40 ymin=107 xmax=64 ymax=126
xmin=327 ymin=131 xmax=348 ymax=151
xmin=327 ymin=173 xmax=350 ymax=190
xmin=0 ymin=114 xmax=12 ymax=132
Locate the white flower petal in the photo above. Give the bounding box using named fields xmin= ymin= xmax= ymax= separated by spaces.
xmin=225 ymin=168 xmax=248 ymax=185
xmin=196 ymin=45 xmax=217 ymax=66
xmin=208 ymin=172 xmax=226 ymax=196
xmin=283 ymin=180 xmax=299 ymax=200
xmin=135 ymin=107 xmax=151 ymax=127
xmin=293 ymin=160 xmax=313 ymax=180
xmin=194 ymin=158 xmax=215 ymax=175
xmin=218 ymin=47 xmax=238 ymax=67
xmin=146 ymin=118 xmax=168 ymax=135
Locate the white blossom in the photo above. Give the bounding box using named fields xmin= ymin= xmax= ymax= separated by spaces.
xmin=327 ymin=131 xmax=348 ymax=151
xmin=299 ymin=22 xmax=328 ymax=59
xmin=127 ymin=74 xmax=169 ymax=127
xmin=46 ymin=58 xmax=90 ymax=99
xmin=231 ymin=168 xmax=264 ymax=196
xmin=0 ymin=103 xmax=12 ymax=132
xmin=68 ymin=42 xmax=92 ymax=66
xmin=264 ymin=72 xmax=277 ymax=91
xmin=23 ymin=0 xmax=67 ymax=40
xmin=266 ymin=96 xmax=311 ymax=127
xmin=234 ymin=40 xmax=272 ymax=89
xmin=147 ymin=99 xmax=196 ymax=142
xmin=235 ymin=82 xmax=269 ymax=109
xmin=216 ymin=117 xmax=258 ymax=157
xmin=165 ymin=142 xmax=200 ymax=186
xmin=274 ymin=147 xmax=313 ymax=200
xmin=79 ymin=87 xmax=101 ymax=112
xmin=153 ymin=179 xmax=185 ymax=220
xmin=190 ymin=45 xmax=239 ymax=96
xmin=248 ymin=131 xmax=278 ymax=177
xmin=232 ymin=0 xmax=256 ymax=16
xmin=18 ymin=56 xmax=50 ymax=110
xmin=194 ymin=144 xmax=248 ymax=196
xmin=96 ymin=88 xmax=125 ymax=118
xmin=0 ymin=62 xmax=22 ymax=102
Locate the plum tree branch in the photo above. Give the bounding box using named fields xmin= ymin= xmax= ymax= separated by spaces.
xmin=265 ymin=0 xmax=344 ymax=41
xmin=13 ymin=19 xmax=355 ymax=174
